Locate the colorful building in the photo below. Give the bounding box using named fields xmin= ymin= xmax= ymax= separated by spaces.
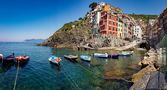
xmin=99 ymin=11 xmax=118 ymax=37
xmin=133 ymin=25 xmax=142 ymax=39
xmin=90 ymin=2 xmax=141 ymax=40
xmin=117 ymin=18 xmax=123 ymax=38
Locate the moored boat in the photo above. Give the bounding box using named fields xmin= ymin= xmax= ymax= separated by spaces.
xmin=64 ymin=55 xmax=78 ymax=61
xmin=15 ymin=56 xmax=30 ymax=63
xmin=2 ymin=53 xmax=15 ymax=65
xmin=48 ymin=56 xmax=61 ymax=65
xmin=80 ymin=55 xmax=91 ymax=62
xmin=119 ymin=51 xmax=133 ymax=56
xmin=94 ymin=53 xmax=108 ymax=58
xmin=109 ymin=54 xmax=119 ymax=59
xmin=0 ymin=54 xmax=3 ymax=60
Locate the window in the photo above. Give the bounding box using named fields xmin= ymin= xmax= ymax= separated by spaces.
xmin=109 ymin=26 xmax=111 ymax=30
xmin=100 ymin=21 xmax=103 ymax=25
xmin=109 ymin=21 xmax=112 ymax=24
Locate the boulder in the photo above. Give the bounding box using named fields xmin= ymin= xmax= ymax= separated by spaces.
xmin=131 ymin=64 xmax=157 ymax=83
xmin=130 ymin=71 xmax=166 ymax=90
xmin=130 ymin=74 xmax=150 ymax=90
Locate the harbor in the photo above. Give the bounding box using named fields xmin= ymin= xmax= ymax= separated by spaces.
xmin=0 ymin=42 xmax=145 ymax=90
xmin=0 ymin=0 xmax=167 ymax=90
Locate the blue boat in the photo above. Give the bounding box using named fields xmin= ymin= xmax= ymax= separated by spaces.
xmin=3 ymin=53 xmax=15 ymax=64
xmin=48 ymin=56 xmax=61 ymax=65
xmin=80 ymin=55 xmax=91 ymax=62
xmin=109 ymin=54 xmax=119 ymax=59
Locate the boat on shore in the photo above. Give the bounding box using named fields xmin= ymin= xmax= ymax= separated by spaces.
xmin=48 ymin=56 xmax=61 ymax=65
xmin=80 ymin=55 xmax=91 ymax=62
xmin=94 ymin=53 xmax=108 ymax=58
xmin=64 ymin=55 xmax=78 ymax=61
xmin=119 ymin=51 xmax=133 ymax=56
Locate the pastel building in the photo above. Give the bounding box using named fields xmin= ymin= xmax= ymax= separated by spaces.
xmin=90 ymin=2 xmax=141 ymax=39
xmin=99 ymin=11 xmax=118 ymax=37
xmin=133 ymin=25 xmax=142 ymax=39
xmin=117 ymin=19 xmax=123 ymax=38
xmin=92 ymin=11 xmax=101 ymax=34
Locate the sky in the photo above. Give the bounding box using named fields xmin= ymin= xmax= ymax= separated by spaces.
xmin=0 ymin=0 xmax=166 ymax=42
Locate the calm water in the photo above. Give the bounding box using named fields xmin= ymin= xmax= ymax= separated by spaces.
xmin=0 ymin=42 xmax=145 ymax=90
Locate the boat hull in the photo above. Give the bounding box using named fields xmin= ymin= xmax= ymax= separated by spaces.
xmin=80 ymin=55 xmax=91 ymax=62
xmin=108 ymin=54 xmax=119 ymax=59
xmin=119 ymin=51 xmax=133 ymax=56
xmin=64 ymin=55 xmax=78 ymax=62
xmin=48 ymin=56 xmax=61 ymax=66
xmin=49 ymin=61 xmax=60 ymax=66
xmin=94 ymin=53 xmax=108 ymax=58
xmin=2 ymin=58 xmax=15 ymax=65
xmin=15 ymin=56 xmax=30 ymax=62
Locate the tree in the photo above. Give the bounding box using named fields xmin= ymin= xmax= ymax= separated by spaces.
xmin=89 ymin=2 xmax=98 ymax=11
xmin=78 ymin=17 xmax=82 ymax=20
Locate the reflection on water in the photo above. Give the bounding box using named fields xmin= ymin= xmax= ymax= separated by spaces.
xmin=0 ymin=42 xmax=145 ymax=90
xmin=0 ymin=62 xmax=15 ymax=73
xmin=49 ymin=62 xmax=61 ymax=71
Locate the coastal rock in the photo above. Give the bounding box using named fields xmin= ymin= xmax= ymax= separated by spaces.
xmin=138 ymin=49 xmax=158 ymax=67
xmin=130 ymin=71 xmax=166 ymax=90
xmin=40 ymin=17 xmax=92 ymax=48
xmin=131 ymin=48 xmax=165 ymax=89
xmin=130 ymin=73 xmax=151 ymax=90
xmin=131 ymin=64 xmax=157 ymax=83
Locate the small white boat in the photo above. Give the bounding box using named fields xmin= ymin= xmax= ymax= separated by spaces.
xmin=119 ymin=51 xmax=134 ymax=56
xmin=80 ymin=55 xmax=91 ymax=62
xmin=64 ymin=55 xmax=78 ymax=61
xmin=0 ymin=54 xmax=3 ymax=60
xmin=48 ymin=56 xmax=61 ymax=65
xmin=94 ymin=53 xmax=108 ymax=58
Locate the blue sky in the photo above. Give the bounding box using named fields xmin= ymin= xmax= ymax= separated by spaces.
xmin=0 ymin=0 xmax=166 ymax=42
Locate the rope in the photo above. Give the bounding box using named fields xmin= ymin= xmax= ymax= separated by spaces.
xmin=61 ymin=65 xmax=81 ymax=90
xmin=13 ymin=61 xmax=20 ymax=90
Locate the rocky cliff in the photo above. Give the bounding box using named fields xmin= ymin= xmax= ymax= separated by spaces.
xmin=39 ymin=3 xmax=161 ymax=49
xmin=147 ymin=8 xmax=167 ymax=48
xmin=40 ymin=16 xmax=92 ymax=48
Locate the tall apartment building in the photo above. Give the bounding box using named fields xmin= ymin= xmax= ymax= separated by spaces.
xmin=99 ymin=11 xmax=118 ymax=37
xmin=90 ymin=2 xmax=141 ymax=39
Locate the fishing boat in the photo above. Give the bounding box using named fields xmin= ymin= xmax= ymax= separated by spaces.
xmin=94 ymin=53 xmax=108 ymax=58
xmin=80 ymin=55 xmax=91 ymax=62
xmin=0 ymin=54 xmax=3 ymax=60
xmin=48 ymin=56 xmax=61 ymax=65
xmin=15 ymin=56 xmax=30 ymax=63
xmin=3 ymin=53 xmax=15 ymax=61
xmin=3 ymin=53 xmax=15 ymax=64
xmin=109 ymin=54 xmax=119 ymax=59
xmin=64 ymin=55 xmax=78 ymax=61
xmin=119 ymin=51 xmax=134 ymax=56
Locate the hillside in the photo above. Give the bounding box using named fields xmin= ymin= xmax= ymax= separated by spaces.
xmin=25 ymin=39 xmax=44 ymax=43
xmin=39 ymin=2 xmax=161 ymax=49
xmin=40 ymin=16 xmax=92 ymax=48
xmin=129 ymin=14 xmax=158 ymax=23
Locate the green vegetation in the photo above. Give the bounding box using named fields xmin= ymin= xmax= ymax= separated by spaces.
xmin=129 ymin=14 xmax=158 ymax=23
xmin=89 ymin=2 xmax=98 ymax=11
xmin=40 ymin=16 xmax=92 ymax=48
